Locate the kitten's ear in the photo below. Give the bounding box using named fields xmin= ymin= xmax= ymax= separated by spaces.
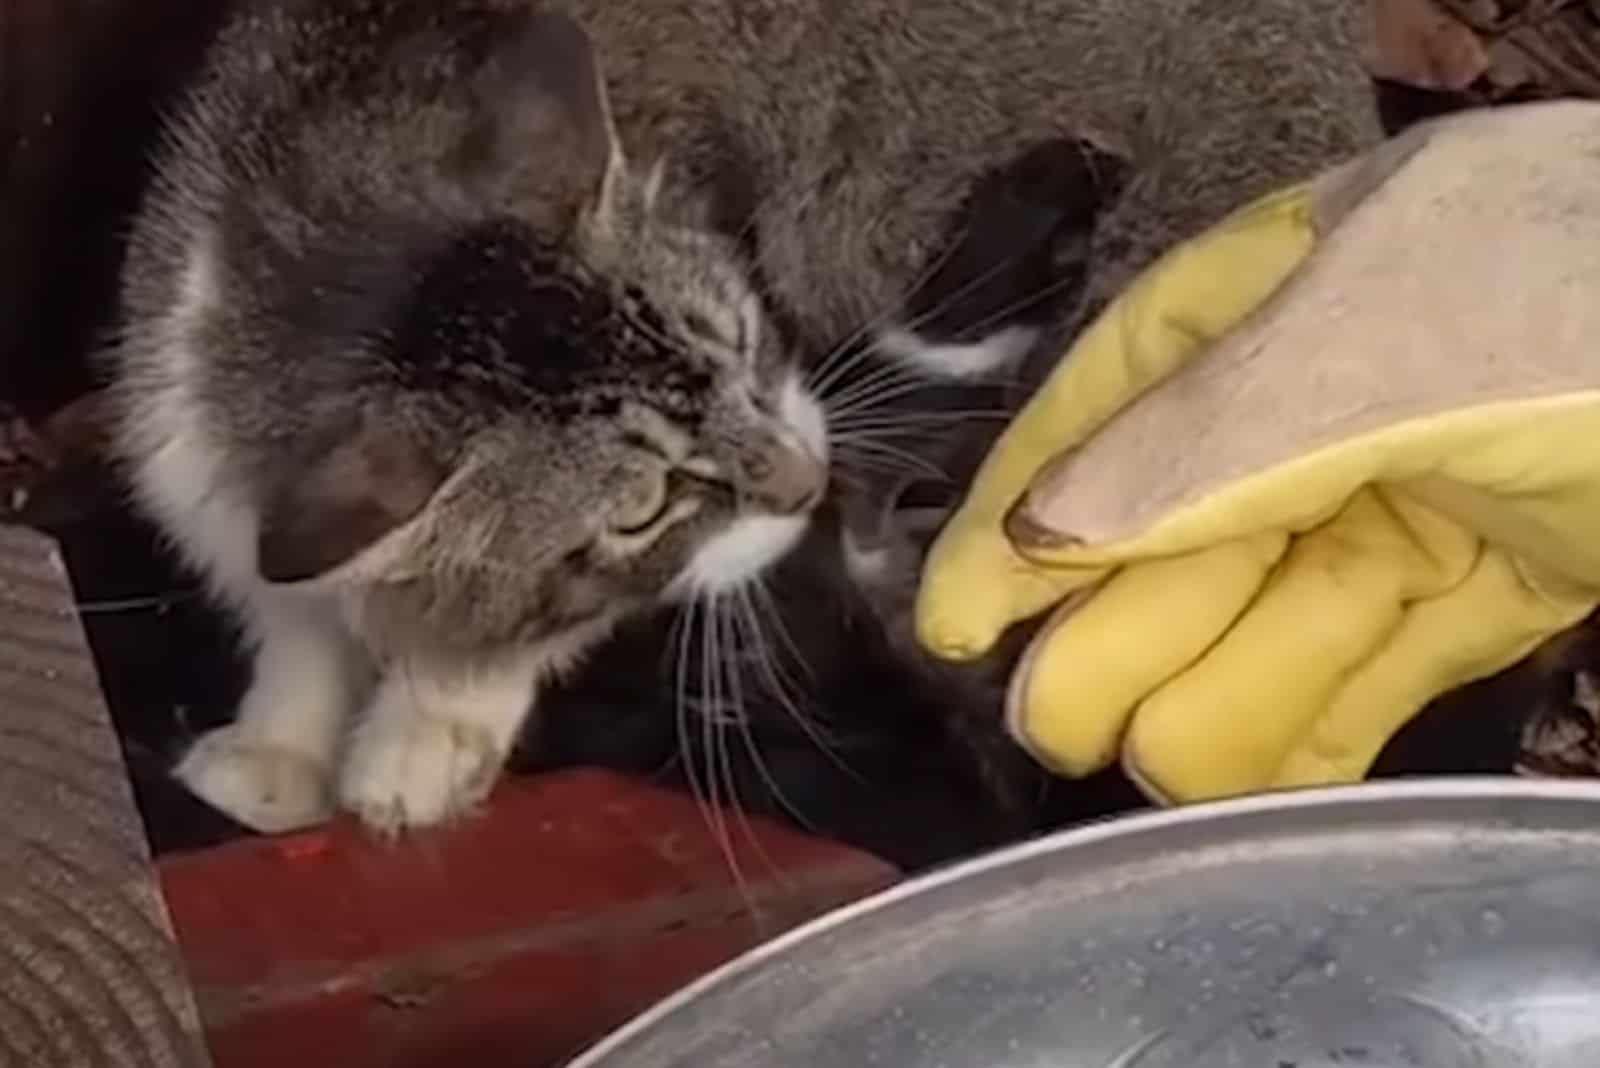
xmin=470 ymin=10 xmax=626 ymax=227
xmin=256 ymin=425 xmax=448 ymax=586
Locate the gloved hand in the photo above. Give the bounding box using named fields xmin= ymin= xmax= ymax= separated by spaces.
xmin=916 ymin=100 xmax=1600 ymax=805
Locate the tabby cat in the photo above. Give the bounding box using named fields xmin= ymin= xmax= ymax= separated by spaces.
xmin=107 ymin=0 xmax=1381 ymax=835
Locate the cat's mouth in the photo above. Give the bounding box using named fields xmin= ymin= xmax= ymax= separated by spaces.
xmin=665 ymin=375 xmax=829 ymax=599
xmin=666 ymin=512 xmax=813 ymax=599
xmin=665 ymin=446 xmax=824 ymax=598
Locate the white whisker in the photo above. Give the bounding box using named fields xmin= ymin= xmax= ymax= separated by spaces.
xmin=825 ymin=376 xmax=948 ymax=423
xmin=807 ymin=222 xmax=974 ymax=394
xmin=719 ymin=602 xmax=791 ymax=903
xmin=820 ymin=359 xmax=924 ymax=414
xmin=725 ymin=592 xmax=818 ymax=836
xmin=806 ymin=233 xmax=966 ymax=396
xmin=705 ymin=595 xmax=768 ymax=926
xmin=749 ymin=582 xmax=867 ymax=785
xmin=957 ymin=270 xmax=1088 ymax=340
xmin=890 ymin=240 xmax=1039 ymax=340
xmin=827 ymin=408 xmax=1013 ymax=435
xmin=831 ymin=439 xmax=948 ymax=480
xmin=674 ymin=598 xmax=717 ymax=838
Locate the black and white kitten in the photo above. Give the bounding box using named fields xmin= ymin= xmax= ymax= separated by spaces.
xmin=107 ymin=0 xmax=1380 ymax=837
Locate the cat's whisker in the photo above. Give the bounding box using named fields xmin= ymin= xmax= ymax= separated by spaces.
xmin=811 ymin=332 xmax=914 ymax=408
xmin=823 ymin=367 xmax=946 ymax=420
xmin=807 ymin=340 xmax=874 ymax=403
xmin=748 ymin=582 xmax=867 ymax=785
xmin=826 ymin=408 xmax=1014 ymax=435
xmin=830 ymin=439 xmax=949 ymax=481
xmin=737 ymin=590 xmax=826 ymax=746
xmin=697 ymin=600 xmax=738 ymax=884
xmin=818 ymin=236 xmax=1053 ymax=413
xmin=826 ymin=381 xmax=945 ymax=429
xmin=807 ymin=222 xmax=973 ymax=394
xmin=821 ymin=342 xmax=924 ymax=395
xmin=749 ymin=580 xmax=818 ymax=689
xmin=831 ymin=451 xmax=942 ymax=481
xmin=703 ymin=594 xmax=767 ymax=922
xmin=726 ymin=591 xmax=822 ymax=835
xmin=73 ymin=589 xmax=201 ymax=615
xmin=673 ymin=597 xmax=714 ymax=831
xmin=697 ymin=596 xmax=731 ymax=860
xmin=890 ymin=239 xmax=1041 ymax=341
xmin=718 ymin=600 xmax=792 ymax=903
xmin=662 ymin=605 xmax=688 ymax=678
xmin=821 ymin=361 xmax=924 ymax=414
xmin=832 ymin=457 xmax=947 ymax=487
xmin=957 ymin=270 xmax=1091 ymax=342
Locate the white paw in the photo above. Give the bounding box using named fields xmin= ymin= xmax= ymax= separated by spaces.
xmin=174 ymin=725 xmax=335 ymax=833
xmin=337 ymin=717 xmax=503 ymax=835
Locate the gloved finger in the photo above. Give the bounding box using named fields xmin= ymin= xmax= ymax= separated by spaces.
xmin=914 ymin=535 xmax=1105 ymax=664
xmin=1005 ymin=531 xmax=1287 ymax=776
xmin=1121 ymin=488 xmax=1478 ymax=804
xmin=917 ymin=182 xmax=1317 ymax=660
xmin=1009 ymin=103 xmax=1600 ymax=569
xmin=1271 ymin=545 xmax=1597 ymax=788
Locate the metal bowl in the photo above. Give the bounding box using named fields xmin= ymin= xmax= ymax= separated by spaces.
xmin=569 ymin=779 xmax=1600 ymax=1067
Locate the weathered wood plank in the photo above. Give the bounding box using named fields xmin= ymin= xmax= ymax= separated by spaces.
xmin=0 ymin=523 xmax=210 ymax=1068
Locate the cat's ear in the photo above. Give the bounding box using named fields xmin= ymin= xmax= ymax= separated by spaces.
xmin=469 ymin=9 xmax=626 ymax=228
xmin=255 ymin=424 xmax=449 ymax=586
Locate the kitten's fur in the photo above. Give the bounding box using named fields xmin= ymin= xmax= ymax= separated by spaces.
xmin=109 ymin=0 xmax=1382 ymax=836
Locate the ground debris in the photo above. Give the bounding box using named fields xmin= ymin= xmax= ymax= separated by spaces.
xmin=0 ymin=391 xmax=114 ymax=528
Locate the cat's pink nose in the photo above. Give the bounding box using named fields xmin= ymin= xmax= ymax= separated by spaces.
xmin=744 ymin=440 xmax=827 ymax=515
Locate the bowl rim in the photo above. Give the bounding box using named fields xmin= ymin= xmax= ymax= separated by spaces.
xmin=566 ymin=776 xmax=1600 ymax=1065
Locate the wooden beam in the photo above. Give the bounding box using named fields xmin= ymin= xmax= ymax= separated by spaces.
xmin=0 ymin=523 xmax=210 ymax=1067
xmin=161 ymin=769 xmax=898 ymax=1067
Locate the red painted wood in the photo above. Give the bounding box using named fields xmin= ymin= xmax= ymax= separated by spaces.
xmin=159 ymin=769 xmax=899 ymax=1067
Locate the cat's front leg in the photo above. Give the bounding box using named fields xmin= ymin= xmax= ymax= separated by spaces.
xmin=175 ymin=590 xmax=366 ymax=833
xmin=337 ymin=650 xmax=543 ymax=835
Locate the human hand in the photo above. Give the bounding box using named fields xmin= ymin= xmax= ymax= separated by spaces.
xmin=916 ymin=101 xmax=1600 ymax=803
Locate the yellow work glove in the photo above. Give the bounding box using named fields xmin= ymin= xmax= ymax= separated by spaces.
xmin=916 ymin=99 xmax=1600 ymax=805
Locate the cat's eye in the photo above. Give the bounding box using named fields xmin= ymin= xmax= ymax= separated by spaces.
xmin=610 ymin=479 xmax=672 ymax=536
xmin=682 ymin=309 xmax=743 ymax=351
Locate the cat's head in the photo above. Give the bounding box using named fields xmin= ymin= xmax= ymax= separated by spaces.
xmin=250 ymin=10 xmax=826 ymax=654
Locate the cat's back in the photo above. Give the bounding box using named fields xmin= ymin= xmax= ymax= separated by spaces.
xmin=121 ymin=0 xmax=1380 ymax=378
xmin=559 ymin=0 xmax=1379 ymax=347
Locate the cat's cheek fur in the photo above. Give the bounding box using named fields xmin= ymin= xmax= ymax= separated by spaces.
xmin=778 ymin=369 xmax=830 ymax=465
xmin=669 ymin=514 xmax=811 ymax=598
xmin=872 ymin=323 xmax=1039 ymax=381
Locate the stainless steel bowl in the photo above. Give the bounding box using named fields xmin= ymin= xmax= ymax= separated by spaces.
xmin=569 ymin=779 xmax=1600 ymax=1067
